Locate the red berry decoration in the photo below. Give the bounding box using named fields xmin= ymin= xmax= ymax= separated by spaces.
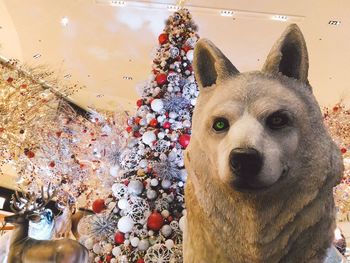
xmin=163 ymin=121 xmax=171 ymax=129
xmin=126 ymin=126 xmax=133 ymax=133
xmin=147 ymin=212 xmax=164 ymax=231
xmin=114 ymin=232 xmax=125 ymax=244
xmin=156 ymin=73 xmax=167 ymax=86
xmin=49 ymin=161 xmax=55 ymax=168
xmin=92 ymin=199 xmax=106 ymax=213
xmin=158 ymin=33 xmax=168 ymax=45
xmin=178 ymin=134 xmax=191 ymax=148
xmin=149 ymin=118 xmax=158 ymax=127
xmin=341 ymin=148 xmax=347 ymax=154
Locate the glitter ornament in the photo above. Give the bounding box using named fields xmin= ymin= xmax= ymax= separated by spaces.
xmin=114 ymin=232 xmax=125 ymax=245
xmin=156 ymin=73 xmax=168 ymax=86
xmin=169 ymin=47 xmax=180 ymax=58
xmin=158 ymin=33 xmax=169 ymax=45
xmin=147 ymin=212 xmax=164 ymax=231
xmin=138 ymin=239 xmax=150 ymax=251
xmin=92 ymin=199 xmax=106 ymax=213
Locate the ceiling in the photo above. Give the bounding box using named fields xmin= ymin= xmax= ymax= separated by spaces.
xmin=0 ymin=0 xmax=349 ymax=189
xmin=0 ymin=0 xmax=349 ymax=112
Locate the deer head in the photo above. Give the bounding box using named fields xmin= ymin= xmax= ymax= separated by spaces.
xmin=5 ymin=184 xmax=55 ymax=226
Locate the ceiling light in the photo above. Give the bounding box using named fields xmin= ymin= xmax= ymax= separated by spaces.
xmin=328 ymin=20 xmax=341 ymax=26
xmin=0 ymin=197 xmax=6 ymax=209
xmin=60 ymin=16 xmax=69 ymax=27
xmin=167 ymin=5 xmax=180 ymax=11
xmin=110 ymin=0 xmax=126 ymax=6
xmin=272 ymin=15 xmax=288 ymax=21
xmin=220 ymin=10 xmax=234 ymax=17
xmin=33 ymin=53 xmax=41 ymax=59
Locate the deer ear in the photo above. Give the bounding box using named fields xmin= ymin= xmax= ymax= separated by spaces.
xmin=193 ymin=39 xmax=239 ymax=89
xmin=262 ymin=24 xmax=309 ymax=83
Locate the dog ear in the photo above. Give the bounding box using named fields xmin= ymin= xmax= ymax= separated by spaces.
xmin=262 ymin=24 xmax=309 ymax=83
xmin=193 ymin=39 xmax=239 ymax=88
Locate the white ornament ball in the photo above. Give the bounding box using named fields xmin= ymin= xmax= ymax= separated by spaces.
xmin=186 ymin=50 xmax=194 ymax=61
xmin=139 ymin=118 xmax=147 ymax=126
xmin=142 ymin=131 xmax=156 ymax=146
xmin=150 ymin=178 xmax=159 ymax=187
xmin=169 ymin=112 xmax=178 ymax=119
xmin=147 ymin=189 xmax=157 ymax=200
xmin=84 ymin=238 xmax=94 ymax=249
xmin=179 ymin=216 xmax=186 ymax=232
xmin=104 ymin=243 xmax=113 ymax=253
xmin=118 ymin=216 xmax=134 ymax=233
xmin=110 ymin=259 xmax=117 ymax=263
xmin=165 ymin=239 xmax=175 ymax=249
xmin=112 ymin=246 xmax=121 ymax=257
xmin=139 ymin=159 xmax=148 ymax=168
xmin=151 ymin=99 xmax=164 ymax=112
xmin=161 ymin=210 xmax=170 ymax=218
xmin=183 ymin=119 xmax=191 ymax=128
xmin=118 ymin=198 xmax=129 ymax=210
xmin=130 ymin=237 xmax=140 ymax=247
xmin=124 ymin=239 xmax=130 ymax=246
xmin=109 ymin=166 xmax=120 ymax=177
xmin=128 ymin=180 xmax=143 ymax=196
xmin=161 ymin=225 xmax=172 ymax=237
xmin=158 ymin=132 xmax=165 ymax=139
xmin=138 ymin=239 xmax=149 ymax=251
xmin=93 ymin=243 xmax=102 ymax=254
xmin=161 ymin=179 xmax=171 ymax=189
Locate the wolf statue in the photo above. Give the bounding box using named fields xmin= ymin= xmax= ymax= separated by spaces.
xmin=184 ymin=24 xmax=344 ymax=263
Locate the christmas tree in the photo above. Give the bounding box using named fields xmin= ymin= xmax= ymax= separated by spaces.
xmin=82 ymin=9 xmax=200 ymax=263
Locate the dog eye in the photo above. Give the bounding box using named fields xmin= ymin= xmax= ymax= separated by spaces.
xmin=266 ymin=111 xmax=290 ymax=129
xmin=212 ymin=118 xmax=229 ymax=132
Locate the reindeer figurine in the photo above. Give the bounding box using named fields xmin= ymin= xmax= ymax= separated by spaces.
xmin=5 ymin=185 xmax=89 ymax=263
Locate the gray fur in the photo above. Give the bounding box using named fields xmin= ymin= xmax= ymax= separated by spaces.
xmin=184 ymin=24 xmax=343 ymax=263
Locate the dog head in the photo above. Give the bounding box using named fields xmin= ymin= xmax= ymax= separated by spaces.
xmin=187 ymin=24 xmax=343 ymax=193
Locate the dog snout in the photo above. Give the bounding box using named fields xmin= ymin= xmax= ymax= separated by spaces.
xmin=229 ymin=148 xmax=263 ymax=179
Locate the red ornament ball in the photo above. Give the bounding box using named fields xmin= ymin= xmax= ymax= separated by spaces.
xmin=49 ymin=161 xmax=55 ymax=168
xmin=163 ymin=121 xmax=171 ymax=129
xmin=341 ymin=148 xmax=347 ymax=154
xmin=156 ymin=73 xmax=167 ymax=86
xmin=105 ymin=255 xmax=113 ymax=262
xmin=114 ymin=232 xmax=125 ymax=244
xmin=147 ymin=212 xmax=164 ymax=231
xmin=92 ymin=199 xmax=106 ymax=213
xmin=126 ymin=126 xmax=133 ymax=133
xmin=178 ymin=134 xmax=191 ymax=148
xmin=27 ymin=150 xmax=35 ymax=159
xmin=158 ymin=33 xmax=168 ymax=45
xmin=182 ymin=45 xmax=191 ymax=52
xmin=149 ymin=118 xmax=158 ymax=127
xmin=137 ymin=259 xmax=145 ymax=263
xmin=137 ymin=99 xmax=143 ymax=107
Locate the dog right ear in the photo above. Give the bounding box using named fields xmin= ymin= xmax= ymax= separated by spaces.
xmin=193 ymin=39 xmax=239 ymax=88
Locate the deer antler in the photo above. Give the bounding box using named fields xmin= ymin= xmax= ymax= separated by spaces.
xmin=10 ymin=184 xmax=56 ymax=214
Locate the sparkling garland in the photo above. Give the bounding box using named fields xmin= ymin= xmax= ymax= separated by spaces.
xmin=83 ymin=9 xmax=199 ymax=263
xmin=324 ymin=103 xmax=350 ymax=221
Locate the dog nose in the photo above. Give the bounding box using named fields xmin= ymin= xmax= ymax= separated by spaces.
xmin=229 ymin=148 xmax=263 ymax=179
